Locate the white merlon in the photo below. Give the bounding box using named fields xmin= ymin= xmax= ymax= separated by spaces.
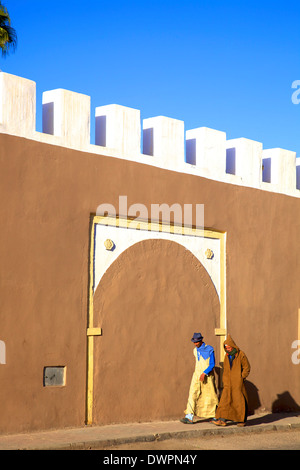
xmin=297 ymin=158 xmax=300 ymax=190
xmin=186 ymin=127 xmax=226 ymax=179
xmin=95 ymin=104 xmax=141 ymax=157
xmin=0 ymin=71 xmax=299 ymax=198
xmin=143 ymin=116 xmax=185 ymax=167
xmin=262 ymin=148 xmax=297 ymax=195
xmin=42 ymin=88 xmax=90 ymax=148
xmin=225 ymin=138 xmax=263 ymax=188
xmin=0 ymin=72 xmax=36 ymax=137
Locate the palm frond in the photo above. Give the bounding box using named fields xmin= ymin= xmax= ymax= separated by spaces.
xmin=0 ymin=1 xmax=17 ymax=57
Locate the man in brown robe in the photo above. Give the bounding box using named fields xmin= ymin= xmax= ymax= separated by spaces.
xmin=212 ymin=335 xmax=250 ymax=426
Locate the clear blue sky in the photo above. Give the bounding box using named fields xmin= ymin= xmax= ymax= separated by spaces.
xmin=3 ymin=0 xmax=300 ymax=158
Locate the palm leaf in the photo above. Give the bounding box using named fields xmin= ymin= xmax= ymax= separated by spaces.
xmin=0 ymin=1 xmax=17 ymax=57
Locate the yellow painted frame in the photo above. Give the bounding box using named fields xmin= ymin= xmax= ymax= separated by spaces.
xmin=86 ymin=215 xmax=227 ymax=425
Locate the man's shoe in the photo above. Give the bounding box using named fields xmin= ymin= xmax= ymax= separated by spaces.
xmin=212 ymin=419 xmax=226 ymax=426
xmin=237 ymin=422 xmax=246 ymax=427
xmin=180 ymin=417 xmax=193 ymax=424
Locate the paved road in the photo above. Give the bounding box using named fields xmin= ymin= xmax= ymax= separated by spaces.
xmin=96 ymin=428 xmax=300 ymax=450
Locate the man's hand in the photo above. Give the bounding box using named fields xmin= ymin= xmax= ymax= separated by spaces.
xmin=200 ymin=373 xmax=206 ymax=382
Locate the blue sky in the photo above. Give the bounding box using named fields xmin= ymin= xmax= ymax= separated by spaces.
xmin=3 ymin=0 xmax=300 ymax=158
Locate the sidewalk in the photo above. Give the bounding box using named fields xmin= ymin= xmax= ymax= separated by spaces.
xmin=0 ymin=412 xmax=299 ymax=450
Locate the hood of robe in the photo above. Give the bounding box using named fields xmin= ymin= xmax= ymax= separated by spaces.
xmin=223 ymin=334 xmax=240 ymax=352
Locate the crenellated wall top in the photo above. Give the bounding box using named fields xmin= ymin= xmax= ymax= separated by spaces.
xmin=0 ymin=72 xmax=299 ymax=197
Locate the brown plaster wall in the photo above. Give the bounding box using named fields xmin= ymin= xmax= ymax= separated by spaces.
xmin=0 ymin=133 xmax=299 ymax=433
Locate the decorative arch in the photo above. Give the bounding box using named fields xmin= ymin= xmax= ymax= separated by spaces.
xmin=86 ymin=216 xmax=226 ymax=424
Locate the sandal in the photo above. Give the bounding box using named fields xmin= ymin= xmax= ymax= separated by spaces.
xmin=212 ymin=419 xmax=227 ymax=426
xmin=180 ymin=417 xmax=193 ymax=424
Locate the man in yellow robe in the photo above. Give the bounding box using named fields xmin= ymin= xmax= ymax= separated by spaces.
xmin=180 ymin=332 xmax=219 ymax=424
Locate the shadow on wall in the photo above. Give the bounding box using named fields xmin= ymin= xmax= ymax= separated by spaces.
xmin=244 ymin=382 xmax=300 ymax=415
xmin=214 ymin=366 xmax=223 ymax=394
xmin=245 ymin=380 xmax=261 ymax=414
xmin=272 ymin=391 xmax=300 ymax=413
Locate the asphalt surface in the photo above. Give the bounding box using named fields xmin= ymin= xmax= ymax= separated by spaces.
xmin=0 ymin=412 xmax=299 ymax=450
